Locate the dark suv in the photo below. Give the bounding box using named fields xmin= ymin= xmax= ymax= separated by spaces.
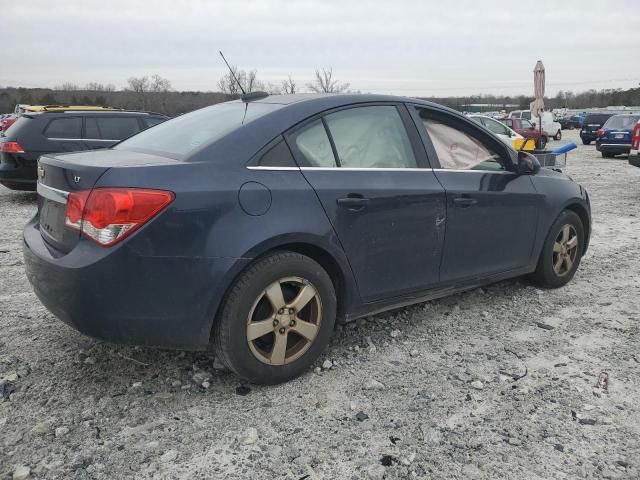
xmin=0 ymin=109 xmax=167 ymax=190
xmin=579 ymin=113 xmax=613 ymax=145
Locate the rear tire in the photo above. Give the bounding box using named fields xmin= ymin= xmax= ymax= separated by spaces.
xmin=554 ymin=130 xmax=562 ymax=141
xmin=582 ymin=139 xmax=591 ymax=145
xmin=602 ymin=152 xmax=615 ymax=158
xmin=213 ymin=251 xmax=336 ymax=384
xmin=529 ymin=210 xmax=584 ymax=288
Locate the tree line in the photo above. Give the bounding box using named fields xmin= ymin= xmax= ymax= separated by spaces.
xmin=1 ymin=68 xmax=638 ymax=116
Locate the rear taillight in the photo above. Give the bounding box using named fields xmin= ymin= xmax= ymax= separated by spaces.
xmin=596 ymin=129 xmax=604 ymax=138
xmin=0 ymin=141 xmax=24 ymax=154
xmin=632 ymin=124 xmax=640 ymax=150
xmin=64 ymin=188 xmax=174 ymax=246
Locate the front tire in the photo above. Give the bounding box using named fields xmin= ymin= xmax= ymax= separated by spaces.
xmin=538 ymin=136 xmax=547 ymax=149
xmin=530 ymin=210 xmax=584 ymax=288
xmin=582 ymin=139 xmax=591 ymax=145
xmin=554 ymin=130 xmax=562 ymax=141
xmin=213 ymin=251 xmax=336 ymax=384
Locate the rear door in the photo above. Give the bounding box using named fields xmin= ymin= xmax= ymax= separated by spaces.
xmin=409 ymin=105 xmax=541 ymax=282
xmin=83 ymin=116 xmax=142 ymax=149
xmin=42 ymin=116 xmax=88 ymax=153
xmin=286 ymin=104 xmax=447 ymax=302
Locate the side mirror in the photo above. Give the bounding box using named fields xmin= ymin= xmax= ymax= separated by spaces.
xmin=516 ymin=151 xmax=540 ymax=175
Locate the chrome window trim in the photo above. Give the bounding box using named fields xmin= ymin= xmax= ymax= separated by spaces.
xmin=37 ymin=182 xmax=69 ymax=205
xmin=245 ymin=166 xmax=514 ymax=174
xmin=300 ymin=167 xmax=429 ymax=172
xmin=246 ymin=166 xmax=300 ymax=171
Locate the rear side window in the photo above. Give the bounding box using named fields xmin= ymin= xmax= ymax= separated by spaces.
xmin=253 ymin=139 xmax=297 ymax=167
xmin=603 ymin=115 xmax=640 ymax=130
xmin=289 ymin=119 xmax=337 ymax=167
xmin=324 ymin=106 xmax=417 ymax=168
xmin=115 ymin=102 xmax=281 ymax=158
xmin=44 ymin=118 xmax=82 ymax=139
xmin=85 ymin=117 xmax=141 ymax=140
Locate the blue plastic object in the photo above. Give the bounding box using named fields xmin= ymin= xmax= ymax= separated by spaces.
xmin=551 ymin=143 xmax=577 ymax=155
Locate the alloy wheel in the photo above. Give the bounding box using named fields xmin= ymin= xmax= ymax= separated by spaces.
xmin=246 ymin=277 xmax=322 ymax=365
xmin=552 ymin=224 xmax=578 ymax=276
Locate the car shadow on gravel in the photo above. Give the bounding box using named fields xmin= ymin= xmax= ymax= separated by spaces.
xmin=0 ymin=189 xmax=37 ymax=204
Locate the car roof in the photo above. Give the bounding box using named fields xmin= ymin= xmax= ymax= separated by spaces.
xmin=247 ymin=92 xmax=441 ymax=109
xmin=24 ymin=110 xmax=166 ymax=118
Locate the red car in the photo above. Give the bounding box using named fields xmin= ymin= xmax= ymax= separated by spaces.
xmin=0 ymin=114 xmax=18 ymax=134
xmin=502 ymin=118 xmax=549 ymax=149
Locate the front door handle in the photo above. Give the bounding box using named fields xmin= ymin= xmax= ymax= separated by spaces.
xmin=453 ymin=196 xmax=478 ymax=208
xmin=337 ymin=194 xmax=370 ymax=210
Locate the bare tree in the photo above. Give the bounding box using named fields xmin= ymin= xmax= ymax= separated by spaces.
xmin=85 ymin=82 xmax=105 ymax=91
xmin=104 ymin=84 xmax=116 ymax=92
xmin=127 ymin=76 xmax=151 ymax=109
xmin=55 ymin=82 xmax=80 ymax=91
xmin=150 ymin=74 xmax=172 ymax=93
xmin=217 ymin=67 xmax=264 ymax=95
xmin=281 ymin=75 xmax=296 ymax=94
xmin=307 ymin=68 xmax=349 ymax=94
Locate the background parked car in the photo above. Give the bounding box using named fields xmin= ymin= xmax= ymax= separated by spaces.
xmin=0 ymin=114 xmax=18 ymax=134
xmin=0 ymin=108 xmax=167 ymax=190
xmin=579 ymin=112 xmax=614 ymax=145
xmin=628 ymin=120 xmax=640 ymax=167
xmin=468 ymin=114 xmax=527 ymax=149
xmin=558 ymin=115 xmax=582 ymax=130
xmin=502 ymin=118 xmax=549 ymax=149
xmin=596 ymin=114 xmax=640 ymax=158
xmin=510 ymin=110 xmax=561 ymax=140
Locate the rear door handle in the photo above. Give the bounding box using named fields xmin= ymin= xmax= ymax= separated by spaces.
xmin=453 ymin=196 xmax=478 ymax=207
xmin=337 ymin=194 xmax=370 ymax=210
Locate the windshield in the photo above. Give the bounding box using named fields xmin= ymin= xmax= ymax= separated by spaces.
xmin=603 ymin=115 xmax=640 ymax=130
xmin=115 ymin=101 xmax=281 ymax=158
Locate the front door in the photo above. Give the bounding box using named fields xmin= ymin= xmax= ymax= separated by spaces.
xmin=286 ymin=104 xmax=447 ymax=302
xmin=410 ymin=105 xmax=541 ymax=283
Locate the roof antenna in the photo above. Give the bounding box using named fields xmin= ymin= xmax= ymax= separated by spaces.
xmin=219 ymin=50 xmax=246 ymax=96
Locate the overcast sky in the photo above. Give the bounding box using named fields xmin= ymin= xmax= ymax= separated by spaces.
xmin=2 ymin=0 xmax=639 ymax=97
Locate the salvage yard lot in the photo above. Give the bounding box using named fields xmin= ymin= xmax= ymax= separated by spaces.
xmin=1 ymin=129 xmax=639 ymax=479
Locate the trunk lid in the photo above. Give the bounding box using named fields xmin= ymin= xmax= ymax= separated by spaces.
xmin=37 ymin=150 xmax=179 ymax=253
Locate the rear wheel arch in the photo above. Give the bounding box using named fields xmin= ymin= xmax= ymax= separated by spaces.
xmin=209 ymin=239 xmax=355 ymax=342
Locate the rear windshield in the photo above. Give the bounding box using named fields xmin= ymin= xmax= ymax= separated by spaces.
xmin=114 ymin=102 xmax=280 ymax=158
xmin=602 ymin=115 xmax=640 ymax=130
xmin=584 ymin=114 xmax=612 ymax=125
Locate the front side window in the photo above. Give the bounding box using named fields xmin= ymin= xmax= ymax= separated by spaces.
xmin=417 ymin=110 xmax=505 ymax=171
xmin=522 ymin=111 xmax=532 ymax=120
xmin=115 ymin=102 xmax=281 ymax=158
xmin=324 ymin=106 xmax=417 ymax=168
xmin=44 ymin=118 xmax=82 ymax=139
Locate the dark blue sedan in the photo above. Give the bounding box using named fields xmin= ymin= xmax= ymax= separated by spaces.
xmin=596 ymin=114 xmax=640 ymax=158
xmin=24 ymin=94 xmax=591 ymax=384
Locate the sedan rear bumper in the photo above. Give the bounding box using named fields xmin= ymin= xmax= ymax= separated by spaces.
xmin=23 ymin=217 xmax=248 ymax=349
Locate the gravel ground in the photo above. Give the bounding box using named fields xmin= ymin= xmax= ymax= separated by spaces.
xmin=1 ymin=129 xmax=639 ymax=480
